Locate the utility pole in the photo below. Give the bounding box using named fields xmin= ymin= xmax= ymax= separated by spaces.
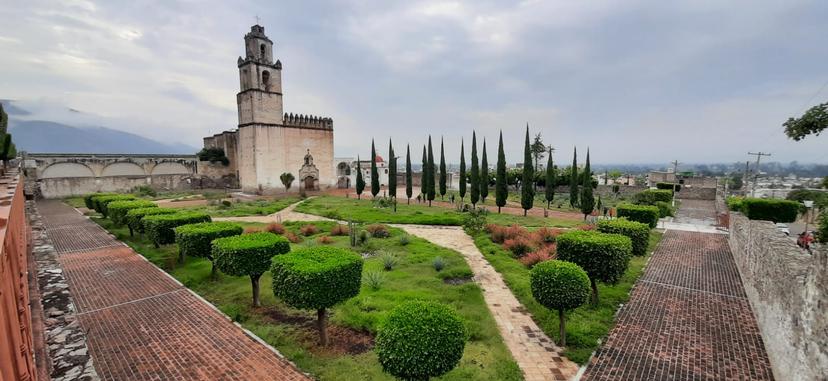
xmin=670 ymin=160 xmax=679 ymax=206
xmin=747 ymin=152 xmax=771 ymax=197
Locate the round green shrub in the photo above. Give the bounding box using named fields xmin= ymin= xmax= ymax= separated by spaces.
xmin=632 ymin=189 xmax=673 ymax=205
xmin=597 ymin=218 xmax=650 ymax=256
xmin=91 ymin=194 xmax=136 ymax=216
xmin=84 ymin=193 xmax=116 ymax=209
xmin=174 ymin=222 xmax=243 ymax=261
xmin=654 ymin=201 xmax=675 ymax=218
xmin=125 ymin=207 xmax=177 ymax=235
xmin=143 ymin=212 xmax=211 ymax=247
xmin=107 ymin=199 xmax=157 ymax=226
xmin=530 ymin=260 xmax=590 ymax=346
xmin=616 ymin=203 xmax=660 ymax=228
xmin=557 ymin=230 xmax=632 ymax=304
xmin=213 ymin=232 xmax=290 ymax=306
xmin=376 ymin=300 xmax=466 ymax=380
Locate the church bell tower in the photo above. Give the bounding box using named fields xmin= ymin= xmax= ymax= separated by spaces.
xmin=236 ymin=24 xmax=283 ymax=126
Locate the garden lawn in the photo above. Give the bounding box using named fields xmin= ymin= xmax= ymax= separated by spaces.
xmin=179 ymin=196 xmax=302 ymax=217
xmin=473 ymin=229 xmax=663 ymax=364
xmin=295 ymin=196 xmax=580 ymax=228
xmin=94 ymin=217 xmax=521 ymax=381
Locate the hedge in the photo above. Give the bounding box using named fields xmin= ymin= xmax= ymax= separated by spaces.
xmin=654 ymin=201 xmax=675 ymax=218
xmin=91 ymin=194 xmax=136 ymax=216
xmin=530 ymin=260 xmax=590 ymax=346
xmin=817 ymin=210 xmax=827 ymax=244
xmin=557 ymin=230 xmax=632 ymax=305
xmin=175 ymin=222 xmax=243 ymax=263
xmin=632 ymin=189 xmax=673 ymax=205
xmin=740 ymin=198 xmax=800 ymax=223
xmin=376 ymin=301 xmax=466 ymax=380
xmin=726 ymin=196 xmax=743 ymax=212
xmin=213 ymin=232 xmax=290 ymax=306
xmin=107 ymin=199 xmax=157 ymax=226
xmin=616 ymin=203 xmax=660 ymax=228
xmin=656 ymin=182 xmax=681 ymax=192
xmin=597 ymin=218 xmax=650 ymax=256
xmin=125 ymin=207 xmax=177 ymax=236
xmin=84 ymin=193 xmax=116 ymax=209
xmin=143 ymin=212 xmax=211 ymax=247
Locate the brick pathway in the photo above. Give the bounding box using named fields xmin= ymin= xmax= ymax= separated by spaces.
xmin=581 ymin=230 xmax=775 ymax=381
xmin=37 ymin=200 xmax=310 ymax=381
xmin=396 ymin=225 xmax=579 ymax=381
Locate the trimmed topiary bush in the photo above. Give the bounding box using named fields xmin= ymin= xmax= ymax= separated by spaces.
xmin=616 ymin=203 xmax=660 ymax=228
xmin=530 ymin=260 xmax=590 ymax=346
xmin=740 ymin=198 xmax=800 ymax=223
xmin=107 ymin=199 xmax=157 ymax=226
xmin=656 ymin=182 xmax=681 ymax=192
xmin=376 ymin=300 xmax=466 ymax=380
xmin=91 ymin=194 xmax=136 ymax=216
xmin=143 ymin=212 xmax=211 ymax=247
xmin=271 ymin=246 xmax=363 ymax=345
xmin=125 ymin=207 xmax=177 ymax=236
xmin=213 ymin=232 xmax=290 ymax=306
xmin=632 ymin=189 xmax=673 ymax=205
xmin=654 ymin=201 xmax=675 ymax=218
xmin=557 ymin=230 xmax=633 ymax=305
xmin=726 ymin=196 xmax=744 ymax=212
xmin=84 ymin=193 xmax=116 ymax=209
xmin=597 ymin=218 xmax=650 ymax=256
xmin=174 ymin=222 xmax=243 ymax=269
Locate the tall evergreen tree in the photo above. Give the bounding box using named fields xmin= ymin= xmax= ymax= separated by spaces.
xmin=580 ymin=149 xmax=595 ymax=220
xmin=495 ymin=131 xmax=507 ymax=213
xmin=470 ymin=132 xmax=480 ymax=207
xmin=480 ymin=138 xmax=489 ymax=203
xmin=405 ymin=145 xmax=413 ymax=204
xmin=388 ymin=139 xmax=396 ymax=198
xmin=426 ymin=136 xmax=436 ymax=206
xmin=421 ymin=145 xmax=428 ymax=198
xmin=521 ymin=125 xmax=535 ymax=216
xmin=569 ymin=147 xmax=579 ymax=207
xmin=356 ymin=156 xmax=365 ymax=199
xmin=459 ymin=139 xmax=466 ymax=202
xmin=545 ymin=148 xmax=555 ymax=208
xmin=439 ymin=137 xmax=447 ymax=200
xmin=371 ymin=140 xmax=380 ymax=197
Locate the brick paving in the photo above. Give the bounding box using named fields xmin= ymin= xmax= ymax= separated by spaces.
xmin=581 ymin=230 xmax=775 ymax=381
xmin=37 ymin=200 xmax=310 ymax=381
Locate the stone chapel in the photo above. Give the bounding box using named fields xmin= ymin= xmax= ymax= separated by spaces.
xmin=202 ymin=24 xmax=334 ymax=194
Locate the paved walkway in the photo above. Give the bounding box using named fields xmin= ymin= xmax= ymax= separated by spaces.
xmin=396 ymin=225 xmax=579 ymax=381
xmin=37 ymin=200 xmax=310 ymax=381
xmin=213 ymin=198 xmax=333 ymax=224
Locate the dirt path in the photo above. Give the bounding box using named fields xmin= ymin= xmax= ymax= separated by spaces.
xmin=395 ymin=225 xmax=579 ymax=381
xmin=213 ymin=198 xmax=333 ymax=223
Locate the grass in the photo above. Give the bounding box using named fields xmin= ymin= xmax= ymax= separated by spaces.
xmin=472 ymin=228 xmax=663 ymax=364
xmin=180 ymin=197 xmax=302 ymax=217
xmin=295 ymin=196 xmax=580 ymax=228
xmin=93 ymin=216 xmax=522 ymax=381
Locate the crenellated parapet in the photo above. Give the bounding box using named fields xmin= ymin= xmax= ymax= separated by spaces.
xmin=282 ymin=112 xmax=333 ymax=130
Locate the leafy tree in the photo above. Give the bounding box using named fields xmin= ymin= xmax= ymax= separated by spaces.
xmin=569 ymin=147 xmax=579 ymax=207
xmin=0 ymin=103 xmax=7 ymax=135
xmin=426 ymin=136 xmax=436 ymax=206
xmin=783 ymin=102 xmax=827 ymax=141
xmin=580 ymin=149 xmax=595 ymax=219
xmin=557 ymin=230 xmax=632 ymax=306
xmin=196 ymin=147 xmax=229 ymax=166
xmin=530 ymin=132 xmax=546 ymax=178
xmin=1 ymin=133 xmax=16 ymax=169
xmin=480 ymin=138 xmax=489 ymax=203
xmin=470 ymin=132 xmax=480 ymax=207
xmin=388 ymin=139 xmax=396 ymax=198
xmin=530 ymin=260 xmax=590 ymax=347
xmin=609 ymin=170 xmax=622 ymax=181
xmin=439 ymin=137 xmax=447 ymax=200
xmin=421 ymin=145 xmax=428 ymax=198
xmin=545 ymin=148 xmax=555 ymax=208
xmin=175 ymin=222 xmax=243 ymax=276
xmin=371 ymin=140 xmax=380 ymax=198
xmin=495 ymin=131 xmax=507 ymax=213
xmin=405 ymin=145 xmax=413 ymax=204
xmin=823 ymin=176 xmax=828 ymax=189
xmin=279 ymin=172 xmax=295 ymax=192
xmin=459 ymin=139 xmax=467 ymax=202
xmin=521 ymin=125 xmax=535 ymax=216
xmin=355 ymin=156 xmax=365 ymax=199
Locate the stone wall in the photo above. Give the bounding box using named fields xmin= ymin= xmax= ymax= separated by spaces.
xmin=728 ymin=212 xmax=827 ymax=381
xmin=676 ymin=186 xmax=717 ymax=200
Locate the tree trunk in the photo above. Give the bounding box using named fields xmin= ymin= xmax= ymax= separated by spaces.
xmin=428 ymin=200 xmax=431 ymax=207
xmin=210 ymin=260 xmax=218 ymax=280
xmin=128 ymin=226 xmax=134 ymax=237
xmin=251 ymin=275 xmax=261 ymax=307
xmin=524 ymin=209 xmax=527 ymax=216
xmin=559 ymin=309 xmax=566 ymax=347
xmin=590 ymin=278 xmax=599 ymax=306
xmin=178 ymin=249 xmax=185 ymax=264
xmin=407 ymin=198 xmax=410 ymax=205
xmin=498 ymin=206 xmax=501 ymax=213
xmin=317 ymin=308 xmax=328 ymax=346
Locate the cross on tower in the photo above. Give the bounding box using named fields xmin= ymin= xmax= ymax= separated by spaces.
xmin=255 ymin=15 xmax=260 ymax=25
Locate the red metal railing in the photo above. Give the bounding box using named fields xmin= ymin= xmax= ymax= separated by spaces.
xmin=0 ymin=172 xmax=36 ymax=381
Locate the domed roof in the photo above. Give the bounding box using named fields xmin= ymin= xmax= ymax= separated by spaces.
xmin=374 ymin=155 xmax=384 ymax=163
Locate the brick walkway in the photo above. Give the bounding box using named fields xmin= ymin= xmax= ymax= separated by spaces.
xmin=581 ymin=230 xmax=775 ymax=381
xmin=37 ymin=200 xmax=310 ymax=381
xmin=396 ymin=225 xmax=579 ymax=381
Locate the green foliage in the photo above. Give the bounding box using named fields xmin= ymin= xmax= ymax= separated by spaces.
xmin=280 ymin=172 xmax=295 ymax=191
xmin=143 ymin=212 xmax=211 ymax=246
xmin=107 ymin=199 xmax=157 ymax=226
xmin=126 ymin=207 xmax=177 ymax=235
xmin=1 ymin=133 xmax=15 ymax=162
xmin=421 ymin=145 xmax=428 ymax=198
xmin=726 ymin=196 xmax=744 ymax=211
xmin=84 ymin=193 xmax=116 ymax=209
xmin=270 ymin=246 xmax=363 ymax=310
xmin=0 ymin=103 xmax=7 ymax=135
xmin=213 ymin=232 xmax=289 ymax=277
xmin=786 ymin=189 xmax=828 ymax=209
xmin=426 ymin=136 xmax=436 ymax=203
xmin=463 ymin=207 xmax=488 ymax=234
xmin=530 ymin=260 xmax=590 ymax=311
xmin=399 ymin=234 xmax=410 ymax=246
xmin=470 ymin=131 xmax=480 ymax=206
xmin=439 ymin=138 xmax=447 ymax=199
xmin=433 ymin=256 xmax=445 ymax=272
xmin=175 ymin=222 xmax=243 ymax=260
xmin=570 ymin=148 xmax=579 ymax=207
xmin=376 ymin=301 xmax=466 ymax=381
xmin=616 ymin=203 xmax=660 ymax=228
xmin=131 ymin=185 xmax=157 ymax=197
xmin=405 ymin=145 xmax=413 ymax=201
xmin=783 ymin=101 xmax=827 ymax=141
xmin=557 ymin=231 xmax=633 ymax=296
xmin=816 ymin=210 xmax=827 ymax=243
xmin=656 ymin=182 xmax=681 ymax=192
xmin=480 ymin=138 xmax=489 ymax=202
xmin=355 ymin=156 xmax=365 ymax=198
xmin=459 ymin=139 xmax=466 ymax=201
xmin=579 ymin=149 xmax=595 ymax=217
xmin=388 ymin=139 xmax=397 ymax=198
xmin=371 ymin=139 xmax=380 ymax=197
xmin=381 ymin=251 xmax=398 ymax=271
xmin=495 ymin=132 xmax=508 ymax=211
xmin=654 ymin=201 xmax=675 ymax=218
xmin=597 ymin=219 xmax=650 ymax=256
xmin=545 ymin=149 xmax=555 ymax=207
xmin=632 ymin=189 xmax=673 ymax=205
xmin=365 ymin=271 xmax=385 ymax=290
xmin=521 ymin=126 xmax=535 ymax=213
xmin=740 ymin=198 xmax=800 ymax=223
xmin=91 ymin=194 xmax=136 ymax=216
xmin=197 ymin=147 xmax=229 ymax=165
xmin=612 ymin=184 xmax=620 ymax=194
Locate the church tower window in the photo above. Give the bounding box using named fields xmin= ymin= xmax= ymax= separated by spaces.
xmin=262 ymin=70 xmax=270 ymax=89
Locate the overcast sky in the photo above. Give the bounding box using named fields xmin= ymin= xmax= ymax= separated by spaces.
xmin=1 ymin=0 xmax=826 ymax=166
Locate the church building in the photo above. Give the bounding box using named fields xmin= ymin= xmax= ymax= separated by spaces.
xmin=203 ymin=24 xmax=334 ymax=194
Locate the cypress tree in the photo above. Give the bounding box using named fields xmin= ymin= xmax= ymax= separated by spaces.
xmin=570 ymin=147 xmax=579 ymax=208
xmin=356 ymin=156 xmax=365 ymax=199
xmin=545 ymin=148 xmax=555 ymax=208
xmin=426 ymin=136 xmax=436 ymax=206
xmin=521 ymin=125 xmax=535 ymax=216
xmin=459 ymin=139 xmax=466 ymax=202
xmin=495 ymin=131 xmax=507 ymax=213
xmin=405 ymin=145 xmax=413 ymax=204
xmin=439 ymin=137 xmax=447 ymax=200
xmin=371 ymin=140 xmax=380 ymax=198
xmin=421 ymin=145 xmax=427 ymax=198
xmin=470 ymin=131 xmax=480 ymax=207
xmin=480 ymin=138 xmax=489 ymax=203
xmin=388 ymin=139 xmax=396 ymax=198
xmin=580 ymin=149 xmax=595 ymax=220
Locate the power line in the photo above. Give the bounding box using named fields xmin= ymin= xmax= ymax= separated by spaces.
xmin=747 ymin=152 xmax=771 ymax=197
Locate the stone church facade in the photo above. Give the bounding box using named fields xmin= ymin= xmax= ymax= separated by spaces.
xmin=203 ymin=24 xmax=334 ymax=194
